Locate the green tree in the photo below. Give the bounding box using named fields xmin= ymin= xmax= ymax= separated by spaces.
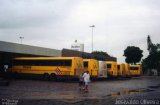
xmin=91 ymin=51 xmax=110 ymax=61
xmin=123 ymin=46 xmax=143 ymax=64
xmin=142 ymin=35 xmax=160 ymax=74
xmin=91 ymin=51 xmax=109 ymax=56
xmin=147 ymin=35 xmax=159 ymax=54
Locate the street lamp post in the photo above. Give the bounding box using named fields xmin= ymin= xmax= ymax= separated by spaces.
xmin=19 ymin=36 xmax=24 ymax=44
xmin=89 ymin=25 xmax=95 ymax=52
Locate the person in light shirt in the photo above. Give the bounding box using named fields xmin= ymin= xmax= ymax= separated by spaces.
xmin=82 ymin=71 xmax=90 ymax=92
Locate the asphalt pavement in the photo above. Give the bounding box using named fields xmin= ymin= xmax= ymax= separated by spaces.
xmin=0 ymin=76 xmax=160 ymax=105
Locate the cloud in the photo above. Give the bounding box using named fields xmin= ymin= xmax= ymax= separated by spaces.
xmin=0 ymin=0 xmax=160 ymax=63
xmin=0 ymin=0 xmax=75 ymax=29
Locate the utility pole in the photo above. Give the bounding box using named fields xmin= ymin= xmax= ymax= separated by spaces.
xmin=89 ymin=25 xmax=95 ymax=52
xmin=19 ymin=36 xmax=24 ymax=44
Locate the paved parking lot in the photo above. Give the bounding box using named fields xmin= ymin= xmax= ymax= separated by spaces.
xmin=0 ymin=76 xmax=160 ymax=105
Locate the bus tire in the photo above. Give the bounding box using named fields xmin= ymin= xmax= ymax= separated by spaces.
xmin=43 ymin=73 xmax=50 ymax=81
xmin=50 ymin=73 xmax=57 ymax=81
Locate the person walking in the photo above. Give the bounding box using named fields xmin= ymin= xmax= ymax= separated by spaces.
xmin=82 ymin=71 xmax=90 ymax=92
xmin=78 ymin=73 xmax=84 ymax=90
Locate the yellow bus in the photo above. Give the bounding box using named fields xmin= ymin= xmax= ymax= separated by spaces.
xmin=129 ymin=64 xmax=142 ymax=76
xmin=140 ymin=65 xmax=143 ymax=75
xmin=98 ymin=61 xmax=107 ymax=78
xmin=117 ymin=63 xmax=125 ymax=77
xmin=11 ymin=57 xmax=84 ymax=80
xmin=83 ymin=59 xmax=98 ymax=77
xmin=124 ymin=64 xmax=131 ymax=77
xmin=106 ymin=61 xmax=118 ymax=77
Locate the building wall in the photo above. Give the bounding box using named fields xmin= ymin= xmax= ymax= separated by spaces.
xmin=62 ymin=49 xmax=117 ymax=61
xmin=0 ymin=41 xmax=61 ymax=56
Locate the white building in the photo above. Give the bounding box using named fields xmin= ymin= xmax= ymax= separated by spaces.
xmin=71 ymin=40 xmax=84 ymax=52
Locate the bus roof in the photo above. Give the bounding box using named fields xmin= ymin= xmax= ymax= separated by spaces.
xmin=117 ymin=62 xmax=124 ymax=64
xmin=13 ymin=57 xmax=81 ymax=60
xmin=106 ymin=61 xmax=117 ymax=63
xmin=129 ymin=64 xmax=141 ymax=67
xmin=83 ymin=59 xmax=97 ymax=62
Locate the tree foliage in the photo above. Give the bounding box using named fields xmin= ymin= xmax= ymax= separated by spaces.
xmin=147 ymin=35 xmax=159 ymax=54
xmin=92 ymin=51 xmax=109 ymax=56
xmin=123 ymin=46 xmax=143 ymax=64
xmin=142 ymin=35 xmax=160 ymax=73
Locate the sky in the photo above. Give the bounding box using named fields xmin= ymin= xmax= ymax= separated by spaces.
xmin=0 ymin=0 xmax=160 ymax=63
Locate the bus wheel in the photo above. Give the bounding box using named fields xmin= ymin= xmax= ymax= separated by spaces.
xmin=50 ymin=73 xmax=57 ymax=81
xmin=43 ymin=73 xmax=50 ymax=81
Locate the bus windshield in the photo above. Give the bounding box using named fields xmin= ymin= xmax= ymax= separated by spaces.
xmin=83 ymin=61 xmax=88 ymax=67
xmin=107 ymin=64 xmax=111 ymax=69
xmin=117 ymin=65 xmax=120 ymax=70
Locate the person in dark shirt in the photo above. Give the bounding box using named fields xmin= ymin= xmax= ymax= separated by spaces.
xmin=79 ymin=73 xmax=84 ymax=90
